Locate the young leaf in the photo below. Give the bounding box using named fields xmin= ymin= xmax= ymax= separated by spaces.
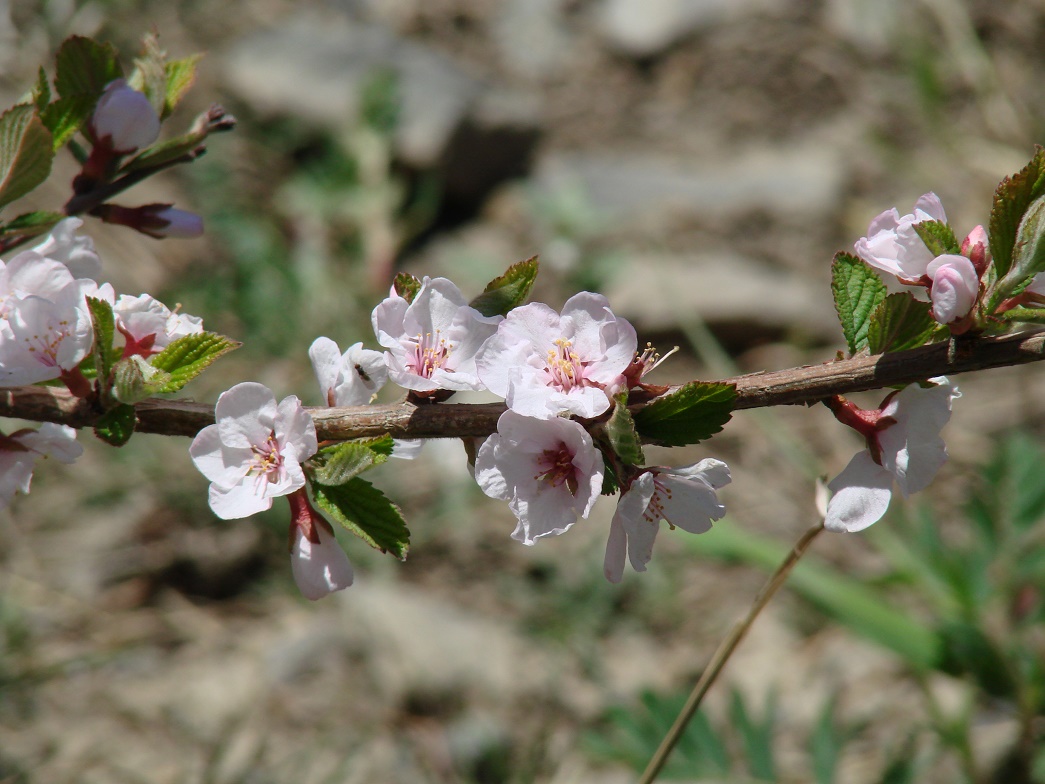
xmin=633 ymin=381 xmax=736 ymax=447
xmin=86 ymin=296 xmax=118 ymax=388
xmin=40 ymin=93 xmax=97 ymax=149
xmin=601 ymin=455 xmax=620 ymax=496
xmin=866 ymin=292 xmax=938 ymax=354
xmin=831 ymin=252 xmax=887 ymax=354
xmin=163 ymin=55 xmax=202 ymax=119
xmin=0 ymin=105 xmax=54 ymax=210
xmin=112 ymin=356 xmax=173 ymax=404
xmin=606 ymin=393 xmax=644 ymax=466
xmin=0 ymin=210 xmax=64 ymax=239
xmin=988 ymin=146 xmax=1045 ymax=279
xmin=309 ymin=476 xmax=409 ymax=560
xmin=128 ymin=34 xmax=167 ymax=117
xmin=469 ymin=255 xmax=539 ymax=318
xmin=913 ymin=220 xmax=960 ymax=256
xmin=54 ymin=36 xmax=123 ymax=101
xmin=309 ymin=436 xmax=394 ymax=486
xmin=93 ymin=403 xmax=136 ymax=446
xmin=393 ymin=272 xmax=422 ymax=303
xmin=995 ymin=192 xmax=1045 ymax=301
xmin=119 ymin=130 xmax=206 ymax=173
xmin=149 ymin=332 xmax=239 ymax=393
xmin=32 ymin=67 xmax=51 ymax=112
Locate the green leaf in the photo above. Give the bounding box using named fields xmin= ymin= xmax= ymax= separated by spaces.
xmin=0 ymin=105 xmax=54 ymax=210
xmin=119 ymin=128 xmax=206 ymax=173
xmin=866 ymin=292 xmax=938 ymax=354
xmin=309 ymin=436 xmax=394 ymax=486
xmin=468 ymin=255 xmax=539 ymax=318
xmin=606 ymin=393 xmax=644 ymax=466
xmin=601 ymin=455 xmax=620 ymax=496
xmin=163 ymin=55 xmax=202 ymax=119
xmin=913 ymin=219 xmax=960 ymax=256
xmin=128 ymin=34 xmax=167 ymax=117
xmin=831 ymin=252 xmax=888 ymax=354
xmin=149 ymin=332 xmax=239 ymax=393
xmin=112 ymin=356 xmax=173 ymax=404
xmin=730 ymin=688 xmax=777 ymax=781
xmin=995 ymin=192 xmax=1045 ymax=301
xmin=935 ymin=620 xmax=1017 ymax=700
xmin=393 ymin=272 xmax=421 ymax=303
xmin=54 ymin=36 xmax=122 ymax=101
xmin=93 ymin=403 xmax=136 ymax=446
xmin=0 ymin=210 xmax=64 ymax=239
xmin=32 ymin=67 xmax=51 ymax=112
xmin=40 ymin=93 xmax=98 ymax=149
xmin=988 ymin=146 xmax=1045 ymax=280
xmin=310 ymin=477 xmax=409 ymax=560
xmin=86 ymin=297 xmax=118 ymax=388
xmin=633 ymin=381 xmax=736 ymax=447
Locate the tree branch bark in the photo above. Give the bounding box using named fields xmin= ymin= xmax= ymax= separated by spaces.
xmin=3 ymin=331 xmax=1043 ymax=441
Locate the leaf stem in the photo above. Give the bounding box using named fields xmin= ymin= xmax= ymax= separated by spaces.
xmin=639 ymin=520 xmax=825 ymax=784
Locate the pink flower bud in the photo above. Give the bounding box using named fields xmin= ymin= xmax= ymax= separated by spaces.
xmin=927 ymin=254 xmax=979 ymax=324
xmin=960 ymin=224 xmax=990 ymax=276
xmin=90 ymin=79 xmax=161 ymax=154
xmin=92 ymin=203 xmax=204 ymax=239
xmin=151 ymin=207 xmax=204 ymax=238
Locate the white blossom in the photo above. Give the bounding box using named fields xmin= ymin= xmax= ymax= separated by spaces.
xmin=90 ymin=79 xmax=160 ymax=153
xmin=309 ymin=336 xmax=387 ymax=406
xmin=926 ymin=254 xmax=979 ymax=324
xmin=854 ymin=193 xmax=947 ymax=285
xmin=0 ymin=424 xmax=83 ymax=508
xmin=288 ymin=489 xmax=354 ymax=600
xmin=31 ymin=218 xmax=102 ymax=279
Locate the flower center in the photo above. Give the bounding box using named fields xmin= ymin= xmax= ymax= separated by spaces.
xmin=643 ymin=475 xmax=673 ymax=526
xmin=247 ymin=433 xmax=285 ymax=491
xmin=535 ymin=442 xmax=580 ymax=496
xmin=407 ymin=330 xmax=452 ymax=378
xmin=545 ymin=337 xmax=588 ymax=392
xmin=23 ymin=318 xmax=75 ymax=367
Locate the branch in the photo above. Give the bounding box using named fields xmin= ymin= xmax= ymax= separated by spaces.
xmin=3 ymin=331 xmax=1044 ymax=440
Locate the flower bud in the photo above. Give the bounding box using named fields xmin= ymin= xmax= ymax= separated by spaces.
xmin=927 ymin=254 xmax=979 ymax=324
xmin=960 ymin=224 xmax=990 ymax=276
xmin=90 ymin=79 xmax=161 ymax=154
xmin=92 ymin=203 xmax=203 ymax=239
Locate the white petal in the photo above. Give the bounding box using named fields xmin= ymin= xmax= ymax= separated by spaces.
xmin=215 ymin=382 xmax=277 ymax=448
xmin=291 ymin=525 xmax=354 ymax=600
xmin=603 ymin=514 xmax=628 ymax=584
xmin=825 ymin=451 xmax=894 ymax=532
xmin=276 ymin=395 xmax=318 ymax=460
xmin=207 ymin=482 xmax=273 ymax=520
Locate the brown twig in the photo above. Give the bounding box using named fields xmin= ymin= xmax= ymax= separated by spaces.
xmin=2 ymin=331 xmax=1044 ymax=439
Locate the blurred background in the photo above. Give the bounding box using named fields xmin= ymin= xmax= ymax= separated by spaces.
xmin=1 ymin=1 xmax=1045 ymax=782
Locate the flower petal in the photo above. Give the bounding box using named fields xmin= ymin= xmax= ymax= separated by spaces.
xmin=825 ymin=451 xmax=894 ymax=532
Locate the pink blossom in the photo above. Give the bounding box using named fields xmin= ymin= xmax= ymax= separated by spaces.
xmin=0 ymin=284 xmax=95 ymax=386
xmin=854 ymin=193 xmax=947 ymax=284
xmin=825 ymin=378 xmax=960 ymax=533
xmin=474 ymin=411 xmax=603 ymax=544
xmin=475 ymin=292 xmax=638 ymax=419
xmin=604 ymin=459 xmax=730 ymax=583
xmin=113 ymin=293 xmax=204 ymax=358
xmin=90 ymin=79 xmax=160 ymax=154
xmin=0 ymin=423 xmax=83 ymax=508
xmin=926 ymin=254 xmax=979 ymax=324
xmin=372 ymin=277 xmax=501 ymax=393
xmin=309 ymin=337 xmax=387 ymax=406
xmin=288 ymin=489 xmax=354 ymax=600
xmin=189 ymin=382 xmax=318 ymax=519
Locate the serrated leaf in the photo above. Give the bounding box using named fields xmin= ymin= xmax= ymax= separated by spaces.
xmin=54 ymin=36 xmax=122 ymax=101
xmin=93 ymin=403 xmax=136 ymax=446
xmin=86 ymin=297 xmax=118 ymax=387
xmin=989 ymin=146 xmax=1045 ymax=280
xmin=310 ymin=476 xmax=409 ymax=560
xmin=633 ymin=382 xmax=736 ymax=447
xmin=601 ymin=456 xmax=620 ymax=496
xmin=32 ymin=67 xmax=51 ymax=112
xmin=469 ymin=255 xmax=539 ymax=317
xmin=40 ymin=93 xmax=97 ymax=149
xmin=128 ymin=34 xmax=167 ymax=117
xmin=112 ymin=355 xmax=173 ymax=404
xmin=149 ymin=332 xmax=239 ymax=393
xmin=866 ymin=292 xmax=938 ymax=354
xmin=0 ymin=210 xmax=64 ymax=239
xmin=0 ymin=105 xmax=54 ymax=210
xmin=163 ymin=55 xmax=202 ymax=119
xmin=831 ymin=252 xmax=888 ymax=354
xmin=913 ymin=220 xmax=960 ymax=256
xmin=309 ymin=437 xmax=393 ymax=486
xmin=995 ymin=192 xmax=1045 ymax=302
xmin=393 ymin=272 xmax=421 ymax=303
xmin=606 ymin=393 xmax=644 ymax=466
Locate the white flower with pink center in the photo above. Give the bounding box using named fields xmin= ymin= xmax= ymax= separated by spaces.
xmin=309 ymin=336 xmax=387 ymax=406
xmin=31 ymin=218 xmax=102 ymax=280
xmin=825 ymin=377 xmax=960 ymax=533
xmin=372 ymin=277 xmax=501 ymax=393
xmin=855 ymin=193 xmax=947 ymax=285
xmin=604 ymin=459 xmax=730 ymax=583
xmin=189 ymin=382 xmax=318 ymax=519
xmin=287 ymin=489 xmax=354 ymax=600
xmin=0 ymin=423 xmax=83 ymax=508
xmin=476 ymin=292 xmax=638 ymax=419
xmin=0 ymin=284 xmax=95 ymax=386
xmin=474 ymin=411 xmax=604 ymax=544
xmin=112 ymin=293 xmax=203 ymax=358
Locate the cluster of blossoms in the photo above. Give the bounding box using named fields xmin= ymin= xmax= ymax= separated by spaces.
xmin=0 ymin=218 xmax=204 ymax=505
xmin=191 ymin=277 xmax=733 ymax=599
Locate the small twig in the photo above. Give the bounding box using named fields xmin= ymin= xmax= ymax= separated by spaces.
xmin=638 ymin=521 xmax=825 ymax=784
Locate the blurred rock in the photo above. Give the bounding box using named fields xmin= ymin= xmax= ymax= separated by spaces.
xmin=823 ymin=0 xmax=900 ymax=54
xmin=536 ymin=143 xmax=846 ymax=223
xmin=493 ymin=0 xmax=574 ymax=80
xmin=598 ymin=0 xmax=784 ymax=57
